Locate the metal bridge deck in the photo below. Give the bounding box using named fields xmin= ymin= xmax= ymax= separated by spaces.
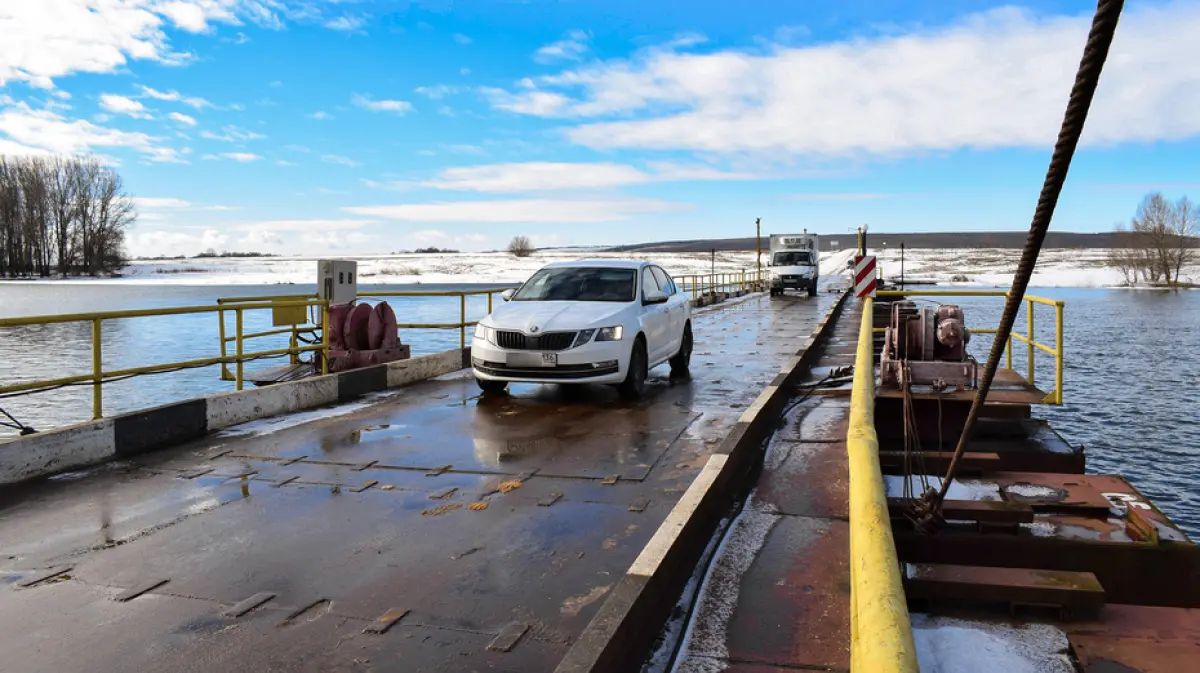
xmin=0 ymin=293 xmax=832 ymax=673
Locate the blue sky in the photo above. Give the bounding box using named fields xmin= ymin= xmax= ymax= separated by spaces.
xmin=2 ymin=0 xmax=1199 ymax=257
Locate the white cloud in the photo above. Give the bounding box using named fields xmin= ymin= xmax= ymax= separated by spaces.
xmin=421 ymin=161 xmax=758 ymax=192
xmin=222 ymin=152 xmax=262 ymax=162
xmin=351 ymin=93 xmax=413 ymax=114
xmin=534 ymin=29 xmax=590 ymax=64
xmin=785 ymin=193 xmax=894 ymax=201
xmin=200 ymin=125 xmax=266 ymax=142
xmin=0 ymin=0 xmax=299 ymax=89
xmin=322 ymin=154 xmax=360 ymax=167
xmin=284 ymin=144 xmax=311 ymax=152
xmin=0 ymin=103 xmax=183 ymax=162
xmin=491 ymin=4 xmax=1200 ymax=156
xmin=136 ymin=86 xmax=212 ymax=109
xmin=308 ymin=111 xmax=333 ymax=120
xmin=134 ymin=197 xmax=192 ymax=208
xmin=460 ymin=67 xmax=471 ymax=76
xmin=275 ymin=159 xmax=296 ymax=166
xmin=168 ymin=112 xmax=197 ymax=126
xmin=99 ymin=94 xmax=153 ymax=119
xmin=414 ymin=85 xmax=462 ymax=99
xmin=452 ymin=33 xmax=472 ymax=45
xmin=325 ymin=15 xmax=366 ymax=32
xmin=234 ymin=219 xmax=376 ymax=232
xmin=269 ymin=80 xmax=283 ymax=88
xmin=343 ymin=197 xmax=690 ymax=223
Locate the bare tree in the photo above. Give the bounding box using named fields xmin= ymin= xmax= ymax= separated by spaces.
xmin=0 ymin=154 xmax=134 ymax=277
xmin=507 ymin=235 xmax=535 ymax=258
xmin=1106 ymin=192 xmax=1200 ymax=286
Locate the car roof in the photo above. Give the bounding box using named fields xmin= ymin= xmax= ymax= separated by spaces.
xmin=540 ymin=259 xmax=649 ymax=270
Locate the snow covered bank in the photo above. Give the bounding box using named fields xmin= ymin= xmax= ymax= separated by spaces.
xmin=28 ymin=248 xmax=1198 ymax=288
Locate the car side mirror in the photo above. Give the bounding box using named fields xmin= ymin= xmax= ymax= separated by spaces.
xmin=501 ymin=289 xmax=515 ymax=302
xmin=643 ymin=289 xmax=669 ymax=305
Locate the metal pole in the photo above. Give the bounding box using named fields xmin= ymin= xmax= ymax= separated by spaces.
xmin=217 ymin=309 xmax=231 ymax=381
xmin=92 ymin=318 xmax=102 ymax=419
xmin=488 ymin=291 xmax=494 ymax=314
xmin=756 ymin=217 xmax=762 ymax=285
xmin=321 ymin=304 xmax=330 ymax=376
xmin=900 ymin=243 xmax=905 ymax=289
xmin=460 ymin=294 xmax=467 ymax=350
xmin=235 ymin=309 xmax=244 ymax=391
xmin=1027 ymin=300 xmax=1035 ymax=385
xmin=1055 ymin=303 xmax=1064 ymax=404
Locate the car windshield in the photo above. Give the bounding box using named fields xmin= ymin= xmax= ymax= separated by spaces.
xmin=773 ymin=251 xmax=813 ymax=266
xmin=512 ymin=267 xmax=638 ymax=302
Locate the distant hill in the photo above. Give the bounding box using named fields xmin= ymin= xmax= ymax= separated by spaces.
xmin=604 ymin=231 xmax=1130 ymax=253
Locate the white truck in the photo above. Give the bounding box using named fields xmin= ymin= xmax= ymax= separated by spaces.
xmin=768 ymin=232 xmax=820 ymax=297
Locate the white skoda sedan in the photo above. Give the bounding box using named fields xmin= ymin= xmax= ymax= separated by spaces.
xmin=471 ymin=260 xmax=693 ymax=399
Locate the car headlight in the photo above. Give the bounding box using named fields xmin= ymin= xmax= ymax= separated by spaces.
xmin=474 ymin=323 xmax=494 ymax=343
xmin=595 ymin=326 xmax=624 ymax=342
xmin=572 ymin=329 xmax=597 ymax=348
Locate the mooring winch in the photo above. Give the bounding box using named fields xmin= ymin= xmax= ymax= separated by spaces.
xmin=880 ymin=301 xmax=977 ymax=391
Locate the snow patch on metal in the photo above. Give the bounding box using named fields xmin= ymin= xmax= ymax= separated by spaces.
xmin=911 ymin=614 xmax=1074 ymax=673
xmin=670 ymin=505 xmax=780 ymax=670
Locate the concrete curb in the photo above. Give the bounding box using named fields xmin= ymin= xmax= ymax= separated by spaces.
xmin=0 ymin=347 xmax=471 ymax=485
xmin=554 ymin=291 xmax=851 ymax=673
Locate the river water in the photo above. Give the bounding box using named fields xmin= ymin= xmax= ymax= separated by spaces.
xmin=1 ymin=283 xmax=1197 ymax=538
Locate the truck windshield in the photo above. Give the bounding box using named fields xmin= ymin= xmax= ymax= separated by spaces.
xmin=773 ymin=252 xmax=813 ymax=266
xmin=512 ymin=267 xmax=638 ymax=302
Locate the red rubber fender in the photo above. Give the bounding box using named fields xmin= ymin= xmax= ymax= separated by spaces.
xmin=342 ymin=303 xmax=372 ymax=351
xmin=328 ymin=304 xmax=354 ymax=351
xmin=368 ymin=302 xmax=400 ymax=350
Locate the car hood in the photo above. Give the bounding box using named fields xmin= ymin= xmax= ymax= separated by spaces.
xmin=485 ymin=301 xmax=632 ymax=333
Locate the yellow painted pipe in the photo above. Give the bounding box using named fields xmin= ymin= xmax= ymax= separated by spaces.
xmin=236 ymin=309 xmax=244 ymax=391
xmin=848 ymin=297 xmax=919 ymax=673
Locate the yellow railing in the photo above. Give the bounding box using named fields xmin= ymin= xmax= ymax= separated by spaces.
xmin=848 ymin=297 xmax=919 ymax=672
xmin=875 ymin=289 xmax=1066 ymax=405
xmin=0 ymin=299 xmax=328 ymax=420
xmin=676 ymin=270 xmax=768 ymax=302
xmin=358 ymin=288 xmax=514 ymax=350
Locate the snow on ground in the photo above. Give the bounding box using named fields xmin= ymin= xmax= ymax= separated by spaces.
xmin=911 ymin=614 xmax=1074 ymax=673
xmin=31 ymin=247 xmax=1196 ymax=288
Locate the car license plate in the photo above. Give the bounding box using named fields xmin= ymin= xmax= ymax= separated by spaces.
xmin=507 ymin=352 xmax=557 ymax=368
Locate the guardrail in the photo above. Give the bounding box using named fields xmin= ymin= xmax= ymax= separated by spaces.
xmin=0 ymin=299 xmax=328 ymax=420
xmin=848 ymin=296 xmax=920 ymax=672
xmin=875 ymin=289 xmax=1065 ymax=405
xmin=676 ymin=270 xmax=767 ymax=302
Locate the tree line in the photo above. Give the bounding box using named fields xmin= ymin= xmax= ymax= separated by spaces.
xmin=1107 ymin=193 xmax=1198 ymax=286
xmin=0 ymin=155 xmax=136 ymax=278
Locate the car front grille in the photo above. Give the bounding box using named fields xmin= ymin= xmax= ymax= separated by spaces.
xmin=495 ymin=330 xmax=577 ymax=351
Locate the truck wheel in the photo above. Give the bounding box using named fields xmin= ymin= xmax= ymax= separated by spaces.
xmin=808 ymin=282 xmax=818 ymax=297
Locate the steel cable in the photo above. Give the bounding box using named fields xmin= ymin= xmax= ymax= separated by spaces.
xmin=913 ymin=0 xmax=1125 ymax=532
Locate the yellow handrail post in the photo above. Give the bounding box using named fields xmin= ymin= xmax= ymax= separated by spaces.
xmin=289 ymin=326 xmax=299 ymax=365
xmin=1007 ymin=332 xmax=1013 ymax=371
xmin=91 ymin=318 xmax=102 ymax=419
xmin=848 ymin=297 xmax=919 ymax=672
xmin=321 ymin=304 xmax=330 ymax=376
xmin=217 ymin=308 xmax=232 ymax=381
xmin=235 ymin=309 xmax=244 ymax=391
xmin=488 ymin=291 xmax=494 ymax=315
xmin=1027 ymin=300 xmax=1035 ymax=385
xmin=1055 ymin=302 xmax=1064 ymax=405
xmin=460 ymin=294 xmax=467 ymax=350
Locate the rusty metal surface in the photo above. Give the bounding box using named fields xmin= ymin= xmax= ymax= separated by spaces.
xmin=0 ymin=293 xmax=833 ymax=673
xmin=905 ymin=563 xmax=1105 ymax=617
xmin=671 ymin=302 xmax=859 ymax=672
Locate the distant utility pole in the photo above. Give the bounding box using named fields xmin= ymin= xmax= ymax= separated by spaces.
xmin=755 ymin=217 xmax=762 ymax=282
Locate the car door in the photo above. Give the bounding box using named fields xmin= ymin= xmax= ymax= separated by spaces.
xmin=652 ymin=266 xmax=684 ymax=354
xmin=640 ymin=266 xmax=671 ymax=363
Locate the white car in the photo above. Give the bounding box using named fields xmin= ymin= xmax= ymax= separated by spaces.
xmin=471 ymin=260 xmax=693 ymax=399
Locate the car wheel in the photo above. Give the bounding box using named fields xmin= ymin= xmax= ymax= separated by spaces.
xmin=670 ymin=323 xmax=693 ymax=376
xmin=618 ymin=338 xmax=648 ymax=400
xmin=476 ymin=377 xmax=508 ymax=395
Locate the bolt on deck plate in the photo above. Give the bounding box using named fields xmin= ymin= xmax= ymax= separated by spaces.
xmin=17 ymin=566 xmax=72 ymax=588
xmin=114 ymin=579 xmax=170 ymax=602
xmin=271 ymin=475 xmax=299 ymax=488
xmin=179 ymin=468 xmax=214 ymax=479
xmin=425 ymin=464 xmax=452 ymax=477
xmin=281 ymin=455 xmax=307 ymax=466
xmin=487 ymin=623 xmax=530 ymax=652
xmin=351 ymin=480 xmax=378 ymax=493
xmin=538 ymin=492 xmax=563 ymax=507
xmin=223 ymin=592 xmax=276 ymax=618
xmin=601 ymin=474 xmax=620 ymax=486
xmin=363 ymin=608 xmax=408 ymax=634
